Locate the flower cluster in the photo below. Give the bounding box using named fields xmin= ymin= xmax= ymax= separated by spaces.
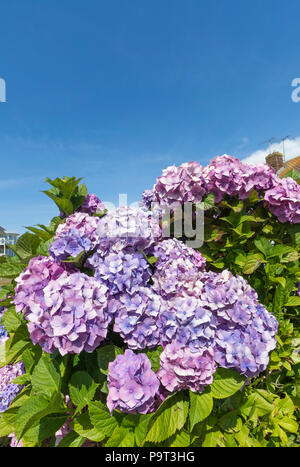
xmin=113 ymin=287 xmax=166 ymax=350
xmin=151 ymin=239 xmax=206 ymax=299
xmin=202 ymin=156 xmax=277 ymax=203
xmin=264 ymin=177 xmax=300 ymax=224
xmin=196 ymin=270 xmax=278 ymax=377
xmin=96 ymin=206 xmax=160 ymax=254
xmin=0 ymin=362 xmax=25 ymax=413
xmin=86 ymin=249 xmax=151 ymax=295
xmin=49 ymin=228 xmax=94 ymax=260
xmin=158 ymin=342 xmax=216 ymax=393
xmin=14 ymin=256 xmax=66 ymax=319
xmin=153 ymin=161 xmax=206 ymax=208
xmin=107 ymin=350 xmax=160 ymax=415
xmin=26 ymin=272 xmax=112 ymax=355
xmin=150 ymin=155 xmax=300 ymax=225
xmin=158 ymin=295 xmax=216 ymax=351
xmin=55 ymin=212 xmax=100 ymax=244
xmin=78 ymin=194 xmax=106 ymax=215
xmin=0 ymin=308 xmax=9 ymax=346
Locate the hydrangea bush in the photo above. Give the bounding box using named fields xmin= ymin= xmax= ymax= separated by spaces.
xmin=0 ymin=164 xmax=299 ymax=448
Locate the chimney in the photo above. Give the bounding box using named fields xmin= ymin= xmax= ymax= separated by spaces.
xmin=265 ymin=152 xmax=284 ymax=173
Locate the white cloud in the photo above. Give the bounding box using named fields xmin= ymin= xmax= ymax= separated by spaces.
xmin=243 ymin=137 xmax=300 ymax=165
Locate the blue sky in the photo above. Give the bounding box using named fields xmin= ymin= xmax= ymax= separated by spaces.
xmin=1 ymin=0 xmax=300 ymax=233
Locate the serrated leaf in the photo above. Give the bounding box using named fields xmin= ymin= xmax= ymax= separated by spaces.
xmin=88 ymin=401 xmax=120 ymax=439
xmin=68 ymin=371 xmax=98 ymax=413
xmin=210 ymin=368 xmax=245 ymax=399
xmin=189 ymin=389 xmax=213 ymax=431
xmin=146 ymin=392 xmax=189 ymax=443
xmin=31 ymin=355 xmax=61 ymax=398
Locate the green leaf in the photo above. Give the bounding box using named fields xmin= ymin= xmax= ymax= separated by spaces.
xmin=146 ymin=392 xmax=189 ymax=443
xmin=68 ymin=371 xmax=98 ymax=413
xmin=22 ymin=413 xmax=68 ymax=446
xmin=1 ymin=307 xmax=24 ymax=333
xmin=145 ymin=346 xmax=163 ymax=373
xmin=57 ymin=431 xmax=86 ymax=447
xmin=31 ymin=355 xmax=61 ymax=398
xmin=210 ymin=368 xmax=245 ymax=399
xmin=189 ymin=389 xmax=213 ymax=431
xmin=73 ymin=412 xmax=107 ymax=442
xmin=96 ymin=345 xmax=123 ymax=377
xmin=0 ymin=262 xmax=24 ymax=279
xmin=89 ymin=401 xmax=120 ymax=439
xmin=286 ymin=296 xmax=300 ymax=307
xmin=105 ymin=427 xmax=135 ymax=447
xmin=242 ymin=255 xmax=263 ymax=275
xmin=254 ymin=237 xmax=273 ymax=257
xmin=277 ymin=417 xmax=298 ymax=434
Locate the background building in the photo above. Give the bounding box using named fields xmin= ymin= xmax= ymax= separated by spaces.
xmin=0 ymin=227 xmax=19 ymax=257
xmin=265 ymin=152 xmax=300 ymax=177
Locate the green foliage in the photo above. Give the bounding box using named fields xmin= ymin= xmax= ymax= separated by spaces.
xmin=0 ymin=179 xmax=299 ymax=447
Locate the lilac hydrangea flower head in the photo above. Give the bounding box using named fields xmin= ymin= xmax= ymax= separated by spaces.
xmin=14 ymin=256 xmax=66 ymax=320
xmin=26 ymin=272 xmax=111 ymax=356
xmin=141 ymin=189 xmax=157 ymax=210
xmin=152 ymin=238 xmax=206 ymax=271
xmin=55 ymin=212 xmax=100 ymax=243
xmin=158 ymin=342 xmax=216 ymax=393
xmin=77 ymin=194 xmax=106 ymax=215
xmin=49 ymin=228 xmax=94 ymax=260
xmin=113 ymin=287 xmax=166 ymax=350
xmin=202 ymin=155 xmax=252 ymax=203
xmin=0 ymin=362 xmax=25 ymax=413
xmin=158 ymin=294 xmax=216 ymax=351
xmin=151 ymin=241 xmax=205 ymax=299
xmin=264 ymin=177 xmax=300 ymax=224
xmin=107 ymin=350 xmax=160 ymax=415
xmin=153 ymin=161 xmax=207 ymax=208
xmin=196 ymin=269 xmax=278 ymax=377
xmin=86 ymin=249 xmax=151 ymax=296
xmin=0 ymin=308 xmax=9 ymax=346
xmin=96 ymin=206 xmax=161 ymax=254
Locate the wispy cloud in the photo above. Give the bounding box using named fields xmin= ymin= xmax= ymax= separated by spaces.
xmin=0 ymin=176 xmax=37 ymax=190
xmin=243 ymin=137 xmax=300 ymax=165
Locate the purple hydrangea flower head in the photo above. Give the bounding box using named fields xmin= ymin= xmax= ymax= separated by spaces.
xmin=25 ymin=272 xmax=111 ymax=356
xmin=113 ymin=287 xmax=166 ymax=350
xmin=86 ymin=249 xmax=151 ymax=295
xmin=141 ymin=189 xmax=157 ymax=210
xmin=158 ymin=342 xmax=216 ymax=393
xmin=158 ymin=295 xmax=216 ymax=351
xmin=14 ymin=256 xmax=66 ymax=320
xmin=77 ymin=194 xmax=106 ymax=215
xmin=107 ymin=349 xmax=160 ymax=415
xmin=264 ymin=177 xmax=300 ymax=224
xmin=49 ymin=228 xmax=94 ymax=260
xmin=196 ymin=269 xmax=278 ymax=377
xmin=202 ymin=155 xmax=252 ymax=203
xmin=153 ymin=161 xmax=207 ymax=208
xmin=151 ymin=240 xmax=205 ymax=299
xmin=96 ymin=206 xmax=161 ymax=254
xmin=152 ymin=238 xmax=206 ymax=271
xmin=298 ymin=284 xmax=300 ymax=297
xmin=0 ymin=308 xmax=9 ymax=346
xmin=55 ymin=212 xmax=100 ymax=244
xmin=0 ymin=362 xmax=25 ymax=413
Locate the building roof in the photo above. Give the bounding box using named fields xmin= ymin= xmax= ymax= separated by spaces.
xmin=279 ymin=156 xmax=300 ymax=177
